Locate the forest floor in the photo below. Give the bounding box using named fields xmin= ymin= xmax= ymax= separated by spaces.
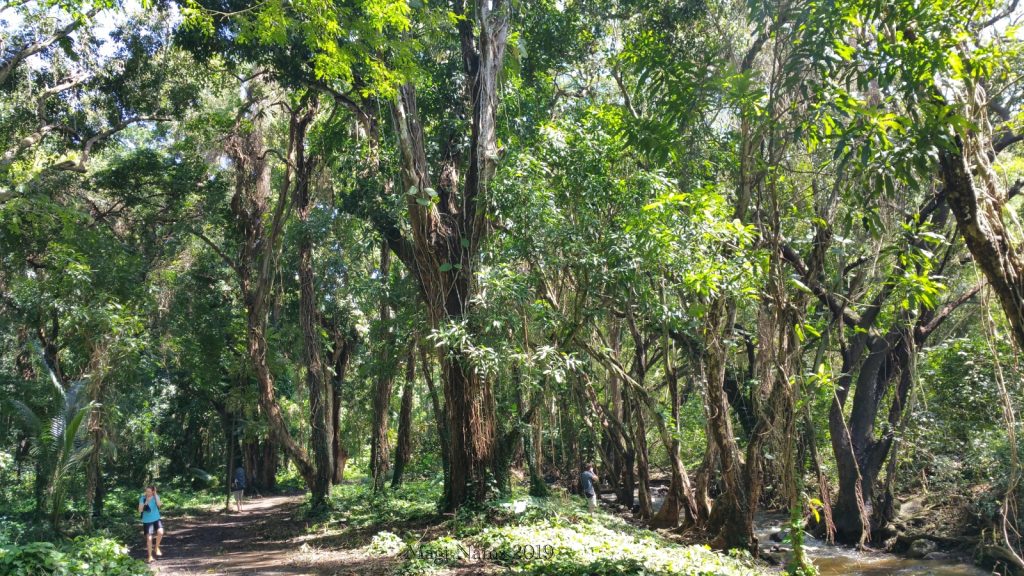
xmin=135 ymin=489 xmax=481 ymax=576
xmin=133 ymin=480 xmax=770 ymax=576
xmin=135 ymin=493 xmax=384 ymax=576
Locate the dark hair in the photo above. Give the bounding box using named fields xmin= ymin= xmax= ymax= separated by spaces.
xmin=585 ymin=463 xmax=594 ymax=470
xmin=146 ymin=485 xmax=157 ymax=492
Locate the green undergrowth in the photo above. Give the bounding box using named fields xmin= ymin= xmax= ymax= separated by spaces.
xmin=89 ymin=484 xmax=227 ymax=545
xmin=342 ymin=481 xmax=770 ymax=576
xmin=0 ymin=536 xmax=151 ymax=576
xmin=325 ymin=477 xmax=443 ymax=529
xmin=105 ymin=484 xmax=227 ymax=518
xmin=0 ymin=483 xmax=225 ymax=575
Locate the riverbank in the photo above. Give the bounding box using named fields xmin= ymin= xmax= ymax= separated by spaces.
xmin=598 ymin=479 xmax=997 ymax=576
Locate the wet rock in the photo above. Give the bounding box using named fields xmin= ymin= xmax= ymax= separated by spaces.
xmin=924 ymin=551 xmax=952 ymax=561
xmin=899 ymin=496 xmax=925 ymax=518
xmin=759 ymin=550 xmax=783 ymax=566
xmin=770 ymin=530 xmax=789 ymax=543
xmin=874 ymin=522 xmax=898 ymax=541
xmin=908 ymin=538 xmax=938 ymax=559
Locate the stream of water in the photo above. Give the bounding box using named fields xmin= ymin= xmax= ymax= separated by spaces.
xmin=753 ymin=515 xmax=987 ymax=576
xmin=607 ymin=488 xmax=986 ymax=575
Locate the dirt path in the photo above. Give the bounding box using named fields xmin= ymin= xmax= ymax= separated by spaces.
xmin=138 ymin=493 xmax=326 ymax=576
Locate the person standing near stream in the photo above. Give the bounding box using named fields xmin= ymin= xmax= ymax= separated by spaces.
xmin=581 ymin=463 xmax=599 ymax=512
xmin=138 ymin=485 xmax=164 ymax=563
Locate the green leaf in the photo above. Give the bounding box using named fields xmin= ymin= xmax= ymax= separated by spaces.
xmin=439 ymin=263 xmax=453 ymax=272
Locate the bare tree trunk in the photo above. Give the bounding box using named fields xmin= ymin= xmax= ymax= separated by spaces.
xmin=649 ymin=336 xmax=698 ymax=528
xmin=291 ymin=102 xmax=334 ymax=512
xmin=84 ymin=349 xmax=105 ymax=531
xmin=420 ymin=343 xmax=449 ymax=486
xmin=940 ymin=81 xmax=1024 ymax=350
xmin=392 ymin=341 xmax=416 ymax=488
xmin=329 ymin=331 xmax=352 ymax=484
xmin=370 ymin=242 xmax=395 ymax=491
xmin=226 ymin=98 xmax=316 ymax=489
xmin=704 ymin=299 xmax=756 ymax=552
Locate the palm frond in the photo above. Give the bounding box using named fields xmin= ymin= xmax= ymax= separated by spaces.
xmin=50 ymin=415 xmax=66 ymax=444
xmin=60 ymin=444 xmax=95 ymax=476
xmin=62 ymin=403 xmax=92 ymax=458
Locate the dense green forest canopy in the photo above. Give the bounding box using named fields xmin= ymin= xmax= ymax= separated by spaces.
xmin=2 ymin=0 xmax=1024 ymax=574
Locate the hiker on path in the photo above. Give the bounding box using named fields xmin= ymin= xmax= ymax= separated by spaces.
xmin=232 ymin=464 xmax=246 ymax=512
xmin=581 ymin=463 xmax=599 ymax=512
xmin=138 ymin=485 xmax=164 ymax=563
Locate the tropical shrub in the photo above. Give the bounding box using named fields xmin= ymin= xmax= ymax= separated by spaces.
xmin=0 ymin=536 xmax=150 ymax=576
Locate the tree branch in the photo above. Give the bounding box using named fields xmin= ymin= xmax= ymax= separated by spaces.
xmin=190 ymin=230 xmax=240 ymax=276
xmin=917 ymin=282 xmax=983 ymax=339
xmin=0 ymin=9 xmax=98 ymax=86
xmin=780 ymin=243 xmax=863 ymax=326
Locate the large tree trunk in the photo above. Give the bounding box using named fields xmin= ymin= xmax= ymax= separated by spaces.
xmin=244 ymin=437 xmax=278 ymax=493
xmin=370 ymin=242 xmax=395 ymax=491
xmin=781 ymin=183 xmax=979 ymax=545
xmin=392 ymin=341 xmax=416 ymax=488
xmin=226 ymin=102 xmax=315 ymax=489
xmin=388 ymin=0 xmax=508 ymax=510
xmin=442 ymin=351 xmax=496 ymax=506
xmin=292 ymin=103 xmax=334 ymax=512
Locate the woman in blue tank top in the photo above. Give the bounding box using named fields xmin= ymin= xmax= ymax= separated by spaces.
xmin=138 ymin=485 xmax=164 ymax=563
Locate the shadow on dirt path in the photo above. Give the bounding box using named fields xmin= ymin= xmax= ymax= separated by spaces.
xmin=136 ymin=493 xmax=326 ymax=576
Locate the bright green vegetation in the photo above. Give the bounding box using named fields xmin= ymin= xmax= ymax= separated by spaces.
xmin=344 ymin=480 xmax=768 ymax=576
xmin=2 ymin=0 xmax=1024 ymax=574
xmin=0 ymin=537 xmax=149 ymax=576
